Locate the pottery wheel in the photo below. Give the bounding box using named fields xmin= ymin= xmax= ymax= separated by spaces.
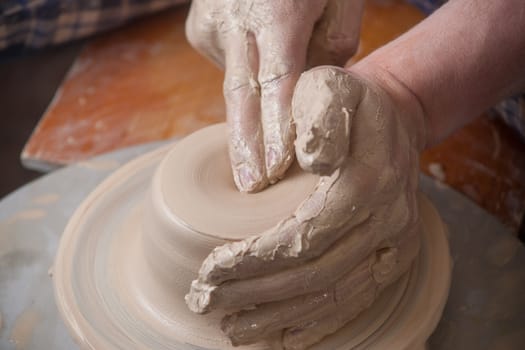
xmin=53 ymin=124 xmax=451 ymax=350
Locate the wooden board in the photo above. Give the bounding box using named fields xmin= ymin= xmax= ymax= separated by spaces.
xmin=22 ymin=0 xmax=525 ymax=233
xmin=22 ymin=7 xmax=223 ymax=170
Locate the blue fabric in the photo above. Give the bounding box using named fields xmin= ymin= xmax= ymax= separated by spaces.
xmin=406 ymin=0 xmax=446 ymax=15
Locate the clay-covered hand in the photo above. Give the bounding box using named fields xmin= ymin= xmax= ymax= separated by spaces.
xmin=186 ymin=0 xmax=365 ymax=192
xmin=186 ymin=66 xmax=426 ymax=349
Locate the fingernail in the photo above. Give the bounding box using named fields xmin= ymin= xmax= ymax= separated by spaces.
xmin=266 ymin=147 xmax=279 ymax=171
xmin=236 ymin=165 xmax=258 ymax=192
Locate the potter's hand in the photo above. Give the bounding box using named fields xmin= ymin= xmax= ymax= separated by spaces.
xmin=186 ymin=66 xmax=426 ymax=349
xmin=186 ymin=0 xmax=365 ymax=192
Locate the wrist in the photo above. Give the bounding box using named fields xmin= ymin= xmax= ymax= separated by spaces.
xmin=348 ymin=60 xmax=431 ymax=151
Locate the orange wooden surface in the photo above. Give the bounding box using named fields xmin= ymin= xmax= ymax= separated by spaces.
xmin=22 ymin=0 xmax=525 ymax=232
xmin=22 ymin=7 xmax=223 ymax=169
xmin=421 ymin=116 xmax=525 ymax=232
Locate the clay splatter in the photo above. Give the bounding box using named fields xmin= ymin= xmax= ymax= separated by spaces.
xmin=77 ymin=159 xmax=120 ymax=171
xmin=486 ymin=236 xmax=519 ymax=267
xmin=9 ymin=308 xmax=40 ymax=350
xmin=31 ymin=194 xmax=60 ymax=206
xmin=428 ymin=162 xmax=446 ymax=182
xmin=6 ymin=210 xmax=47 ymax=225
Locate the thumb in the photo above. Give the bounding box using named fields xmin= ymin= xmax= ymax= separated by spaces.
xmin=306 ymin=0 xmax=365 ymax=68
xmin=292 ymin=66 xmax=362 ymax=175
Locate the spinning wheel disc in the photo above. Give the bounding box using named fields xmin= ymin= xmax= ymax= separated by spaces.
xmin=53 ymin=124 xmax=451 ymax=350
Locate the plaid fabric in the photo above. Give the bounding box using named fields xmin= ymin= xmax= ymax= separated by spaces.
xmin=0 ymin=0 xmax=187 ymax=50
xmin=406 ymin=0 xmax=446 ymax=14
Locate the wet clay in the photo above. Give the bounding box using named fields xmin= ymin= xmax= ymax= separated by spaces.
xmin=185 ymin=68 xmax=427 ymax=348
xmin=53 ymin=124 xmax=451 ymax=350
xmin=160 ymin=125 xmax=319 ymax=239
xmin=9 ymin=308 xmax=40 ymax=350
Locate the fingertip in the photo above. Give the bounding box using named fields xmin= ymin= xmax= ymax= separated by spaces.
xmin=233 ymin=163 xmax=268 ymax=193
xmin=227 ymin=125 xmax=269 ymax=193
xmin=185 ymin=280 xmax=216 ymax=314
xmin=265 ymin=145 xmax=295 ymax=184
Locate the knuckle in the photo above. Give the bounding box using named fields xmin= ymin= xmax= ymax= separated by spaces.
xmin=223 ymin=76 xmax=260 ymax=98
xmin=185 ymin=2 xmax=221 ymax=53
xmin=324 ymin=35 xmax=360 ymax=65
xmin=259 ymin=71 xmax=292 ymax=89
xmin=258 ymin=59 xmax=294 ymax=88
xmin=223 ymin=80 xmax=247 ymax=98
xmin=331 ymin=35 xmax=359 ymax=54
xmin=185 ymin=20 xmax=211 ymax=51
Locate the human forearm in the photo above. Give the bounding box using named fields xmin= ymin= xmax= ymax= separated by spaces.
xmin=351 ymin=0 xmax=525 ymax=147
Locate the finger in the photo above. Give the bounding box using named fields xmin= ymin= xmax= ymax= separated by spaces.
xmin=190 ymin=68 xmax=380 ymax=309
xmin=193 ymin=70 xmax=365 ymax=288
xmin=204 ymin=202 xmax=418 ymax=311
xmin=222 ymin=229 xmax=420 ymax=347
xmin=192 ymin=158 xmax=378 ymax=289
xmin=256 ymin=26 xmax=311 ymax=183
xmin=282 ymin=283 xmax=375 ymax=350
xmin=221 ymin=262 xmax=373 ymax=346
xmin=293 ymin=66 xmax=362 ymax=175
xmin=197 ymin=219 xmax=378 ymax=311
xmin=306 ymin=0 xmax=365 ymax=68
xmin=223 ymin=31 xmax=268 ymax=192
xmin=185 ymin=1 xmax=225 ymax=68
xmin=188 ymin=156 xmax=410 ymax=315
xmin=282 ymin=230 xmax=420 ymax=349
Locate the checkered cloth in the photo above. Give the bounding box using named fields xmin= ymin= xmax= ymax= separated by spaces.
xmin=407 ymin=0 xmax=446 ymax=14
xmin=1 ymin=0 xmax=524 ymax=139
xmin=0 ymin=0 xmax=187 ymax=50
